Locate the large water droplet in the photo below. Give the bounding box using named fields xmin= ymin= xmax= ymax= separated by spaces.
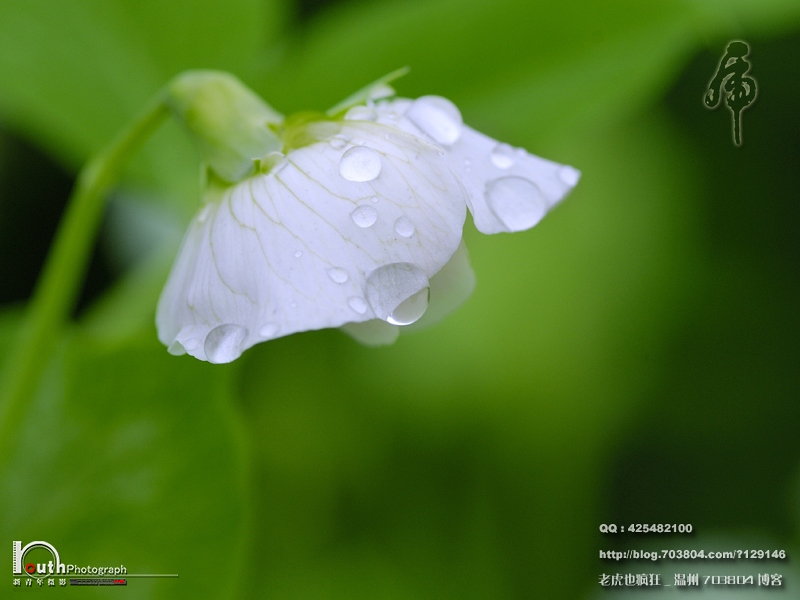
xmin=365 ymin=263 xmax=430 ymax=325
xmin=339 ymin=146 xmax=382 ymax=182
xmin=558 ymin=165 xmax=580 ymax=186
xmin=259 ymin=323 xmax=280 ymax=338
xmin=490 ymin=143 xmax=515 ymax=169
xmin=204 ymin=324 xmax=248 ymax=364
xmin=485 ymin=176 xmax=548 ymax=231
xmin=344 ymin=105 xmax=377 ymax=121
xmin=394 ymin=216 xmax=415 ymax=238
xmin=347 ymin=296 xmax=368 ymax=314
xmin=350 ymin=204 xmax=378 ymax=228
xmin=406 ymin=96 xmax=463 ymax=145
xmin=327 ymin=267 xmax=349 ymax=284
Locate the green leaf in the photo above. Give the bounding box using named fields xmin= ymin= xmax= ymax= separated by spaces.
xmin=258 ymin=0 xmax=688 ymax=118
xmin=0 ymin=321 xmax=248 ymax=599
xmin=0 ymin=0 xmax=288 ymax=211
xmin=464 ymin=18 xmax=694 ymax=143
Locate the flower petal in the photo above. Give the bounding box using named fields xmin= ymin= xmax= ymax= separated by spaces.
xmin=157 ymin=120 xmax=467 ymax=362
xmin=340 ymin=319 xmax=400 ymax=346
xmin=444 ymin=125 xmax=580 ymax=234
xmin=375 ymin=98 xmax=580 ymax=234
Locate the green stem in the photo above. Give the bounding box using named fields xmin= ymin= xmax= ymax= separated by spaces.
xmin=0 ymin=95 xmax=168 ymax=463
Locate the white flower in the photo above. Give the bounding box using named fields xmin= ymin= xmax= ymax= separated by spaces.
xmin=157 ymin=74 xmax=579 ymax=363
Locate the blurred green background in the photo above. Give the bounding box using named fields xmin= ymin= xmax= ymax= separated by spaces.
xmin=1 ymin=0 xmax=798 ymax=598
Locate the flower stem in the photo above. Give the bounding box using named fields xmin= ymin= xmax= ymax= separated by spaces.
xmin=0 ymin=95 xmax=168 ymax=463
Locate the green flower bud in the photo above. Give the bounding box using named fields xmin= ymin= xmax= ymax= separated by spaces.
xmin=166 ymin=70 xmax=283 ymax=183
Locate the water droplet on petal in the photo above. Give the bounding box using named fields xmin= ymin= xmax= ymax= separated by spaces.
xmin=394 ymin=216 xmax=415 ymax=237
xmin=339 ymin=146 xmax=382 ymax=182
xmin=347 ymin=296 xmax=368 ymax=314
xmin=259 ymin=323 xmax=280 ymax=338
xmin=485 ymin=176 xmax=548 ymax=231
xmin=168 ymin=340 xmax=187 ymax=356
xmin=330 ymin=136 xmax=348 ymax=150
xmin=490 ymin=143 xmax=515 ymax=169
xmin=350 ymin=204 xmax=378 ymax=228
xmin=365 ymin=263 xmax=430 ymax=325
xmin=371 ymin=196 xmax=379 ymax=203
xmin=344 ymin=105 xmax=377 ymax=121
xmin=327 ymin=267 xmax=349 ymax=284
xmin=406 ymin=95 xmax=463 ymax=145
xmin=204 ymin=324 xmax=248 ymax=364
xmin=558 ymin=165 xmax=580 ymax=186
xmin=294 ymin=250 xmax=303 ymax=258
xmin=198 ymin=203 xmax=213 ymax=224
